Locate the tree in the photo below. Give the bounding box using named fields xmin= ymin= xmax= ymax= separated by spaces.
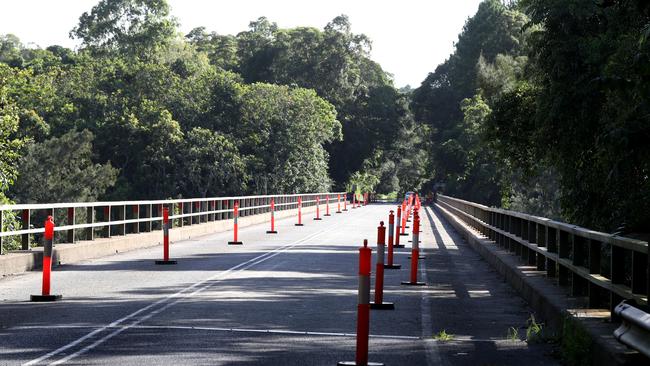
xmin=71 ymin=0 xmax=178 ymax=59
xmin=10 ymin=130 xmax=118 ymax=203
xmin=0 ymin=65 xmax=24 ymax=199
xmin=179 ymin=128 xmax=246 ymax=197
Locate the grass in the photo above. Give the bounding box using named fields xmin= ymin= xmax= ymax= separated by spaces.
xmin=526 ymin=314 xmax=543 ymax=342
xmin=433 ymin=329 xmax=454 ymax=342
xmin=507 ymin=326 xmax=519 ymax=341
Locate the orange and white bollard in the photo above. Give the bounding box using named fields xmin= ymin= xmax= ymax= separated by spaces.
xmin=385 ymin=210 xmax=401 ymax=269
xmin=400 ymin=201 xmax=409 ymax=237
xmin=343 ymin=195 xmax=348 ymax=211
xmin=325 ymin=195 xmax=331 ymax=216
xmin=156 ymin=206 xmax=177 ymax=264
xmin=336 ymin=194 xmax=342 ymax=214
xmin=352 ymin=194 xmax=357 ymax=209
xmin=370 ymin=222 xmax=394 ymax=310
xmin=338 ymin=240 xmax=384 ymax=366
xmin=31 ymin=216 xmax=62 ymax=301
xmin=267 ymin=198 xmax=278 ymax=234
xmin=394 ymin=206 xmax=405 ymax=248
xmin=228 ymin=201 xmax=243 ymax=245
xmin=295 ymin=197 xmax=304 ymax=226
xmin=314 ymin=196 xmax=322 ymax=221
xmin=402 ymin=211 xmax=426 ymax=286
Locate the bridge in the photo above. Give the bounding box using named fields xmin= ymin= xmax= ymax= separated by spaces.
xmin=0 ymin=193 xmax=647 ymax=365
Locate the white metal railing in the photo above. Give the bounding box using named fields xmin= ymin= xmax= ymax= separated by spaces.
xmin=0 ymin=192 xmax=347 ymax=254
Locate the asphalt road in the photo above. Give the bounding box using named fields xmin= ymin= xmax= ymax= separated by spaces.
xmin=0 ymin=204 xmax=559 ymax=365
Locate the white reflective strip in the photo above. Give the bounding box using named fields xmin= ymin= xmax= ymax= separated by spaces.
xmin=377 ymin=244 xmax=385 ymax=264
xmin=358 ymin=275 xmax=370 ymax=304
xmin=413 ymin=234 xmax=419 ymax=250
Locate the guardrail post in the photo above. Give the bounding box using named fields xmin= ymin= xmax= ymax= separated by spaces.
xmin=632 ymin=251 xmax=648 ymax=296
xmin=558 ymin=230 xmax=570 ymax=286
xmin=21 ymin=209 xmax=30 ymax=250
xmin=86 ymin=206 xmax=95 ymax=240
xmin=103 ymin=206 xmax=111 ymax=238
xmin=0 ymin=210 xmax=3 ymax=255
xmin=546 ymin=227 xmax=557 ymax=278
xmin=132 ymin=205 xmax=140 ymax=234
xmin=66 ymin=207 xmax=75 ymax=243
xmin=611 ymin=244 xmax=625 ymax=317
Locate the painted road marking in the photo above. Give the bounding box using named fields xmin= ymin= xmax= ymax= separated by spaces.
xmin=24 ymin=227 xmax=336 ymax=366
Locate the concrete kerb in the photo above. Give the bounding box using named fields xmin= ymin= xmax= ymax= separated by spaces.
xmin=0 ymin=205 xmax=320 ymax=278
xmin=432 ymin=203 xmax=644 ymax=366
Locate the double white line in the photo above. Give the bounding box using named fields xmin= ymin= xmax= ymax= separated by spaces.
xmin=24 ymin=228 xmax=333 ymax=366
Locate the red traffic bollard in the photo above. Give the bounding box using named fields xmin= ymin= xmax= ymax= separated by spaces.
xmin=336 ymin=194 xmax=342 ymax=214
xmin=402 ymin=211 xmax=426 ymax=286
xmin=408 ymin=210 xmax=426 ymax=259
xmin=325 ymin=195 xmax=331 ymax=216
xmin=267 ymin=198 xmax=278 ymax=234
xmin=31 ymin=216 xmax=62 ymax=302
xmin=394 ymin=206 xmax=404 ymax=248
xmin=385 ymin=211 xmax=401 ymax=269
xmin=338 ymin=240 xmax=384 ymax=366
xmin=155 ymin=206 xmax=177 ymax=264
xmin=228 ymin=201 xmax=243 ymax=245
xmin=352 ymin=194 xmax=357 ymax=209
xmin=371 ymin=222 xmax=394 ymax=310
xmin=314 ymin=196 xmax=322 ymax=221
xmin=343 ymin=194 xmax=348 ymax=211
xmin=295 ymin=196 xmax=304 ymax=226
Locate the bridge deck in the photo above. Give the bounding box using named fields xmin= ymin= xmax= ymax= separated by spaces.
xmin=0 ymin=204 xmax=558 ymax=365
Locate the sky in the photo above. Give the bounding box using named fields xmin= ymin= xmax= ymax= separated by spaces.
xmin=0 ymin=0 xmax=483 ymax=87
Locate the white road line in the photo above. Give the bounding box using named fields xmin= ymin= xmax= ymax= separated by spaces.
xmin=24 ymin=227 xmax=333 ymax=366
xmin=12 ymin=324 xmax=421 ymax=340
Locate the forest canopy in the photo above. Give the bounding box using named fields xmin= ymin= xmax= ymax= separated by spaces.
xmin=1 ymin=0 xmax=648 ymax=233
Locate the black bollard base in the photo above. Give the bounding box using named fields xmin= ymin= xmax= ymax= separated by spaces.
xmin=407 ymin=255 xmax=426 ymax=260
xmin=155 ymin=260 xmax=177 ymax=265
xmin=401 ymin=281 xmax=426 ymax=286
xmin=393 ymin=244 xmax=405 ymax=248
xmin=324 ymin=214 xmax=331 ymax=216
xmin=30 ymin=294 xmax=62 ymax=302
xmin=342 ymin=209 xmax=348 ymax=211
xmin=384 ymin=264 xmax=402 ymax=269
xmin=228 ymin=241 xmax=243 ymax=245
xmin=399 ymin=233 xmax=409 ymax=237
xmin=266 ymin=230 xmax=278 ymax=234
xmin=338 ymin=362 xmax=384 ymax=366
xmin=314 ymin=217 xmax=322 ymax=221
xmin=295 ymin=223 xmax=304 ymax=226
xmin=336 ymin=211 xmax=342 ymax=214
xmin=370 ymin=301 xmax=395 ymax=310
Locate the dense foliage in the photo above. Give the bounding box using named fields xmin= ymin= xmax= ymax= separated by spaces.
xmin=0 ymin=0 xmax=419 ymax=205
xmin=1 ymin=0 xmax=648 ymax=233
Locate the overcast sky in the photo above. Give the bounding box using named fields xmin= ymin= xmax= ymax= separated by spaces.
xmin=0 ymin=0 xmax=483 ymax=87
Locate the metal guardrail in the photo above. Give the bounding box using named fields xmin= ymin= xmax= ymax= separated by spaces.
xmin=0 ymin=192 xmax=346 ymax=254
xmin=435 ymin=194 xmax=649 ymax=316
xmin=614 ymin=301 xmax=650 ymax=358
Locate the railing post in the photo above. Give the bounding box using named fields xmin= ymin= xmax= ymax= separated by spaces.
xmin=21 ymin=209 xmax=30 ymax=250
xmin=558 ymin=230 xmax=570 ymax=286
xmin=132 ymin=205 xmax=140 ymax=234
xmin=66 ymin=207 xmax=75 ymax=243
xmin=632 ymin=251 xmax=648 ymax=296
xmin=0 ymin=210 xmax=3 ymax=255
xmin=104 ymin=206 xmax=111 ymax=238
xmin=611 ymin=245 xmax=625 ymax=317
